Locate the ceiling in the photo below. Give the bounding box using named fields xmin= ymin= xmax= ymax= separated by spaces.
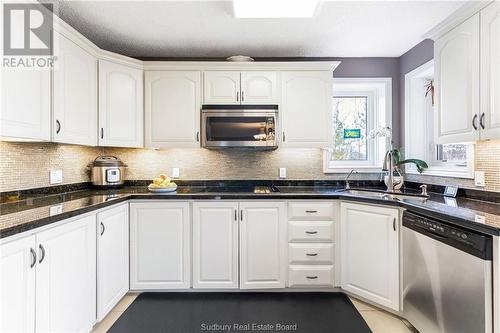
xmin=49 ymin=0 xmax=466 ymax=58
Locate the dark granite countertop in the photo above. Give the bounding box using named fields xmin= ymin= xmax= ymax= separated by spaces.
xmin=1 ymin=184 xmax=500 ymax=239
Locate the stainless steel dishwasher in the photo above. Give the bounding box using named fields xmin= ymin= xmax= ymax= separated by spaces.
xmin=402 ymin=211 xmax=493 ymax=333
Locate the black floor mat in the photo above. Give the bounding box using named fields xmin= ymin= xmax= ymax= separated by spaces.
xmin=108 ymin=292 xmax=372 ymax=333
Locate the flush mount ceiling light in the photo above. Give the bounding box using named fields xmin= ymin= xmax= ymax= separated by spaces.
xmin=233 ymin=0 xmax=320 ymax=18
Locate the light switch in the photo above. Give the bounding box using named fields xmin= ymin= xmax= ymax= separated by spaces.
xmin=474 ymin=171 xmax=485 ymax=187
xmin=279 ymin=167 xmax=287 ymax=179
xmin=172 ymin=167 xmax=180 ymax=178
xmin=50 ymin=170 xmax=63 ymax=184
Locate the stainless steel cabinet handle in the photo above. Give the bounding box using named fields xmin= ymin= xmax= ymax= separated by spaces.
xmin=30 ymin=248 xmax=37 ymax=268
xmin=234 ymin=209 xmax=237 ymax=221
xmin=240 ymin=210 xmax=243 ymax=221
xmin=100 ymin=222 xmax=105 ymax=236
xmin=305 ymin=210 xmax=318 ymax=213
xmin=472 ymin=114 xmax=478 ymax=130
xmin=306 ymin=276 xmax=318 ymax=280
xmin=56 ymin=120 xmax=61 ymax=134
xmin=196 ymin=131 xmax=200 ymax=142
xmin=282 ymin=132 xmax=286 ymax=142
xmin=100 ymin=128 xmax=104 ymax=139
xmin=306 ymin=253 xmax=318 ymax=257
xmin=241 ymin=91 xmax=244 ymax=102
xmin=236 ymin=91 xmax=239 ymax=102
xmin=38 ymin=244 xmax=45 ymax=264
xmin=393 ymin=218 xmax=396 ymax=231
xmin=305 ymin=231 xmax=318 ymax=234
xmin=480 ymin=113 xmax=486 ymax=129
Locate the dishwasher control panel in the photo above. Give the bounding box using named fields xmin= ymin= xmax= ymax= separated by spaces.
xmin=403 ymin=211 xmax=492 ymax=260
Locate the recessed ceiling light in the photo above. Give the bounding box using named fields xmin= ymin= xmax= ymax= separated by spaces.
xmin=233 ymin=0 xmax=320 ymax=18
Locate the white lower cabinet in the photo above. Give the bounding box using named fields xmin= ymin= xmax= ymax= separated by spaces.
xmin=0 ymin=235 xmax=36 ymax=333
xmin=340 ymin=202 xmax=400 ymax=311
xmin=239 ymin=202 xmax=287 ymax=289
xmin=130 ymin=202 xmax=191 ymax=290
xmin=36 ymin=214 xmax=97 ymax=333
xmin=192 ymin=202 xmax=239 ymax=289
xmin=97 ymin=203 xmax=129 ymax=321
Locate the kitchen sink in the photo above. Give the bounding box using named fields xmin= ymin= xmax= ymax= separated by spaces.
xmin=338 ymin=189 xmax=429 ymax=202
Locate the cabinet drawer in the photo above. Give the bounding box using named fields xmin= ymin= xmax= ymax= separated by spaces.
xmin=288 ymin=265 xmax=334 ymax=288
xmin=288 ymin=243 xmax=333 ymax=264
xmin=288 ymin=202 xmax=335 ymax=220
xmin=288 ymin=221 xmax=334 ymax=242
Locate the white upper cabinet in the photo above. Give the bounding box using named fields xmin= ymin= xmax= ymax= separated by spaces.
xmin=52 ymin=31 xmax=97 ymax=146
xmin=145 ymin=71 xmax=201 ymax=148
xmin=434 ymin=14 xmax=480 ymax=144
xmin=203 ymin=71 xmax=278 ymax=104
xmin=340 ymin=202 xmax=400 ymax=311
xmin=240 ymin=71 xmax=278 ymax=104
xmin=480 ymin=1 xmax=500 ymax=140
xmin=280 ymin=71 xmax=333 ymax=147
xmin=130 ymin=202 xmax=191 ymax=290
xmin=97 ymin=204 xmax=129 ymax=321
xmin=192 ymin=202 xmax=239 ymax=289
xmin=204 ymin=71 xmax=241 ymax=104
xmin=0 ymin=236 xmax=36 ymax=333
xmin=239 ymin=201 xmax=286 ymax=289
xmin=1 ymin=70 xmax=50 ymax=141
xmin=35 ymin=214 xmax=96 ymax=333
xmin=99 ymin=60 xmax=144 ymax=147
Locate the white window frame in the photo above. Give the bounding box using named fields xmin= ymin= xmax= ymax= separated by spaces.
xmin=324 ymin=77 xmax=392 ymax=173
xmin=404 ymin=60 xmax=475 ymax=179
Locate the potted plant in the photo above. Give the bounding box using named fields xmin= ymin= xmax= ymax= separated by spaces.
xmin=386 ymin=148 xmax=428 ymax=189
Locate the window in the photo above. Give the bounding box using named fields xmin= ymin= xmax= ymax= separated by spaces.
xmin=404 ymin=60 xmax=474 ymax=178
xmin=324 ymin=78 xmax=391 ymax=173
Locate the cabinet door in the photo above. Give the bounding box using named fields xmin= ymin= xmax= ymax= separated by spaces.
xmin=192 ymin=202 xmax=239 ymax=289
xmin=203 ymin=71 xmax=241 ymax=104
xmin=97 ymin=204 xmax=129 ymax=321
xmin=145 ymin=71 xmax=201 ymax=148
xmin=130 ymin=202 xmax=191 ymax=289
xmin=99 ymin=60 xmax=143 ymax=147
xmin=240 ymin=71 xmax=278 ymax=104
xmin=1 ymin=70 xmax=50 ymax=141
xmin=0 ymin=236 xmax=36 ymax=333
xmin=240 ymin=201 xmax=286 ymax=289
xmin=281 ymin=71 xmax=333 ymax=147
xmin=480 ymin=2 xmax=500 ymax=140
xmin=53 ymin=31 xmax=97 ymax=146
xmin=36 ymin=215 xmax=97 ymax=333
xmin=340 ymin=202 xmax=399 ymax=311
xmin=434 ymin=14 xmax=480 ymax=144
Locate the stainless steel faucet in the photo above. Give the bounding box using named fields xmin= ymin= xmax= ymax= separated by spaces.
xmin=345 ymin=169 xmax=358 ymax=190
xmin=382 ymin=150 xmax=394 ymax=192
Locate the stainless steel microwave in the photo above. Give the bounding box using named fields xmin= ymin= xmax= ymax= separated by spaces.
xmin=201 ymin=105 xmax=278 ymax=149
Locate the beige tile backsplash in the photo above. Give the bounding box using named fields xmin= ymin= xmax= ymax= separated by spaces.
xmin=1 ymin=139 xmax=499 ymax=193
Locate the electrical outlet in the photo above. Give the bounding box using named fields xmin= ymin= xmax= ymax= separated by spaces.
xmin=49 ymin=170 xmax=63 ymax=184
xmin=279 ymin=167 xmax=287 ymax=179
xmin=172 ymin=167 xmax=180 ymax=178
xmin=49 ymin=204 xmax=63 ymax=216
xmin=474 ymin=171 xmax=485 ymax=187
